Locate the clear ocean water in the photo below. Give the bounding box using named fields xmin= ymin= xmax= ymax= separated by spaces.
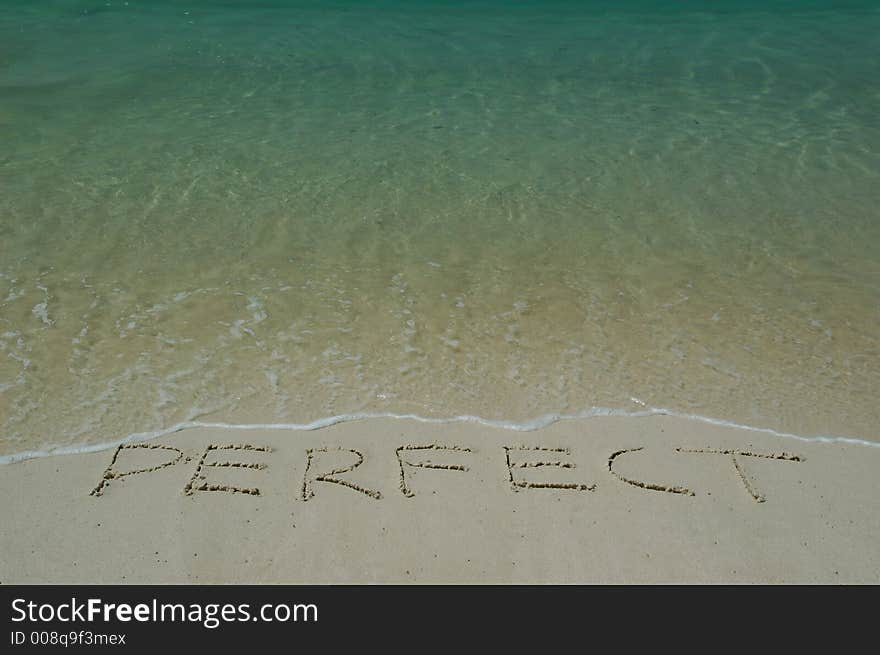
xmin=1 ymin=0 xmax=879 ymax=456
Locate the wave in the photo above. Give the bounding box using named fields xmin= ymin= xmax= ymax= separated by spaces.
xmin=1 ymin=405 xmax=877 ymax=465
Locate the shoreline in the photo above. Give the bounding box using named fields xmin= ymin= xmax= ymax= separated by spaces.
xmin=3 ymin=406 xmax=878 ymax=466
xmin=2 ymin=414 xmax=877 ymax=583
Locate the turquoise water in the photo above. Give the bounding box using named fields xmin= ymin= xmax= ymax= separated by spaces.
xmin=1 ymin=1 xmax=879 ymax=455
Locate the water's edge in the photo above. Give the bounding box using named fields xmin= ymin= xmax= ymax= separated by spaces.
xmin=2 ymin=406 xmax=877 ymax=465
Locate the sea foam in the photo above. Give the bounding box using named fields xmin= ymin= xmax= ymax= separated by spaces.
xmin=1 ymin=406 xmax=877 ymax=466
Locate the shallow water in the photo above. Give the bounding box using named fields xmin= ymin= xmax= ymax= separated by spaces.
xmin=2 ymin=0 xmax=879 ymax=456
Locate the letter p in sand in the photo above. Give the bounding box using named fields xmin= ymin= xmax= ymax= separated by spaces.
xmin=90 ymin=443 xmax=184 ymax=497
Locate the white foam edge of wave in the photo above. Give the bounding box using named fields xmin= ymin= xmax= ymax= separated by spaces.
xmin=1 ymin=406 xmax=878 ymax=465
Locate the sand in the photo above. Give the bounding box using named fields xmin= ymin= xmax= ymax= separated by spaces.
xmin=1 ymin=414 xmax=877 ymax=584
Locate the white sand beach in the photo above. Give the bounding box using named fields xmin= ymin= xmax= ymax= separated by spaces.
xmin=2 ymin=414 xmax=877 ymax=584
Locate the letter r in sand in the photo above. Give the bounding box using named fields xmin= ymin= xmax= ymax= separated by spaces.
xmin=301 ymin=447 xmax=382 ymax=501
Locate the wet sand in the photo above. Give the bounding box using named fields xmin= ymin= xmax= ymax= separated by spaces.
xmin=1 ymin=414 xmax=877 ymax=584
